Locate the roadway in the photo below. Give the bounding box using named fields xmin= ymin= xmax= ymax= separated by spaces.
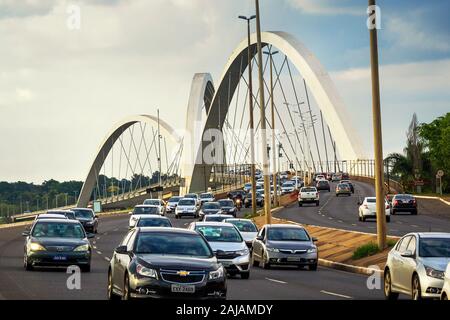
xmin=276 ymin=180 xmax=450 ymax=237
xmin=0 ymin=202 xmax=384 ymax=300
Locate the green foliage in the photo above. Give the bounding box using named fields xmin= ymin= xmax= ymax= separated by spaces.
xmin=352 ymin=240 xmax=396 ymax=260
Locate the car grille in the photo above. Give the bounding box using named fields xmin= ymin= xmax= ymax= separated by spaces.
xmin=45 ymin=246 xmax=74 ymax=252
xmin=215 ymin=251 xmax=241 ymax=259
xmin=160 ymin=269 xmax=205 ymax=284
xmin=279 ymin=249 xmax=307 ymax=254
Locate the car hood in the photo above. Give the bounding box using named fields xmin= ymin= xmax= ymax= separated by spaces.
xmin=202 ymin=209 xmax=221 ymax=214
xmin=31 ymin=237 xmax=88 ymax=247
xmin=419 ymin=257 xmax=450 ymax=271
xmin=241 ymin=232 xmax=258 ymax=242
xmin=208 ymin=241 xmax=246 ymax=252
xmin=266 ymin=240 xmax=313 ymax=250
xmin=136 ymin=254 xmax=219 ymax=271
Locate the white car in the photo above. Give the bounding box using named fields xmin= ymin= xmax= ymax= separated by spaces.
xmin=243 ymin=183 xmax=252 ymax=193
xmin=142 ymin=198 xmax=166 ymax=215
xmin=199 ymin=192 xmax=215 ymax=205
xmin=175 ymin=198 xmax=198 ymax=219
xmin=165 ymin=196 xmax=182 ymax=213
xmin=281 ymin=181 xmax=296 ymax=194
xmin=290 ymin=176 xmax=304 ymax=189
xmin=298 ymin=187 xmax=319 ymax=207
xmin=441 ymin=263 xmax=450 ymax=300
xmin=35 ymin=213 xmax=69 ymax=220
xmin=316 ymin=174 xmax=326 ymax=181
xmin=224 ymin=218 xmax=258 ymax=249
xmin=128 ymin=205 xmax=160 ymax=228
xmin=183 ymin=193 xmax=200 ymax=206
xmin=358 ymin=197 xmax=390 ymax=222
xmin=384 ymin=232 xmax=450 ymax=300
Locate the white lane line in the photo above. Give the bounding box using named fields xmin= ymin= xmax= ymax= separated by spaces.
xmin=351 ymin=224 xmax=357 ymax=226
xmin=328 ymin=217 xmax=333 ymax=220
xmin=96 ymin=237 xmax=101 ymax=240
xmin=114 ymin=228 xmax=119 ymax=231
xmin=93 ymin=246 xmax=97 ymax=249
xmin=320 ymin=290 xmax=352 ymax=299
xmin=396 ymin=221 xmax=403 ymax=225
xmin=265 ymin=277 xmax=287 ymax=284
xmin=184 ymin=223 xmax=188 ymax=226
xmin=411 ymin=225 xmax=419 ymax=228
xmin=104 ymin=257 xmax=111 ymax=262
xmin=338 ymin=220 xmax=343 ymax=223
xmin=96 ymin=251 xmax=102 ymax=255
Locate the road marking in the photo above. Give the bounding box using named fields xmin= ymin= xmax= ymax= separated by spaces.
xmin=96 ymin=237 xmax=101 ymax=240
xmin=96 ymin=251 xmax=102 ymax=255
xmin=320 ymin=290 xmax=352 ymax=299
xmin=338 ymin=220 xmax=343 ymax=223
xmin=351 ymin=224 xmax=357 ymax=226
xmin=411 ymin=225 xmax=419 ymax=228
xmin=265 ymin=277 xmax=287 ymax=284
xmin=396 ymin=221 xmax=403 ymax=225
xmin=328 ymin=217 xmax=333 ymax=220
xmin=104 ymin=257 xmax=111 ymax=262
xmin=93 ymin=246 xmax=97 ymax=249
xmin=114 ymin=228 xmax=119 ymax=231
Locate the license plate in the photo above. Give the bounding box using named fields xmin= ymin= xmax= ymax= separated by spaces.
xmin=53 ymin=256 xmax=67 ymax=261
xmin=171 ymin=284 xmax=195 ymax=293
xmin=287 ymin=257 xmax=301 ymax=262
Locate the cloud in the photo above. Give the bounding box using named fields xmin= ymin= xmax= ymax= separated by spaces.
xmin=287 ymin=0 xmax=362 ymax=16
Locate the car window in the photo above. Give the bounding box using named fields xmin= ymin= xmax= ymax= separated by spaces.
xmin=406 ymin=236 xmax=416 ymax=254
xmin=143 ymin=200 xmax=160 ymax=206
xmin=73 ymin=209 xmax=94 ymax=219
xmin=397 ymin=236 xmax=411 ymax=254
xmin=267 ymin=228 xmax=310 ymax=241
xmin=137 ymin=218 xmax=172 ymax=228
xmin=203 ymin=203 xmax=220 ymax=209
xmin=31 ymin=222 xmax=85 ymax=239
xmin=301 ymin=187 xmax=316 ymax=192
xmin=133 ymin=206 xmax=159 ymax=215
xmin=418 ymin=238 xmax=450 ymax=258
xmin=227 ymin=220 xmax=257 ymax=232
xmin=178 ymin=199 xmax=195 ymax=206
xmin=258 ymin=227 xmax=266 ymax=239
xmin=218 ymin=200 xmax=234 ymax=207
xmin=196 ymin=226 xmax=243 ymax=242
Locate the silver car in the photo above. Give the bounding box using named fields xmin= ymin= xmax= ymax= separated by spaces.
xmin=224 ymin=218 xmax=258 ymax=249
xmin=189 ymin=222 xmax=250 ymax=279
xmin=251 ymin=224 xmax=318 ymax=270
xmin=384 ymin=232 xmax=450 ymax=300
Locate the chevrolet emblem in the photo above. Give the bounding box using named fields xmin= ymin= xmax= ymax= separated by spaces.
xmin=177 ymin=270 xmax=190 ymax=277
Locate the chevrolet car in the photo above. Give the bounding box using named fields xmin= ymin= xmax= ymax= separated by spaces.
xmin=224 ymin=218 xmax=258 ymax=249
xmin=107 ymin=227 xmax=227 ymax=299
xmin=390 ymin=194 xmax=418 ymax=215
xmin=198 ymin=202 xmax=222 ymax=221
xmin=217 ymin=199 xmax=237 ymax=217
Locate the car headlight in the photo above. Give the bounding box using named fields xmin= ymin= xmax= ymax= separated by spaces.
xmin=209 ymin=266 xmax=224 ymax=280
xmin=29 ymin=242 xmax=46 ymax=252
xmin=266 ymin=247 xmax=279 ymax=252
xmin=74 ymin=244 xmax=90 ymax=252
xmin=307 ymin=247 xmax=317 ymax=253
xmin=425 ymin=266 xmax=445 ymax=280
xmin=235 ymin=248 xmax=249 ymax=256
xmin=136 ymin=263 xmax=158 ymax=279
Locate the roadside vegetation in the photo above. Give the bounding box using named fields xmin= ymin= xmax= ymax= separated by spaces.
xmin=352 ymin=239 xmax=397 ymax=260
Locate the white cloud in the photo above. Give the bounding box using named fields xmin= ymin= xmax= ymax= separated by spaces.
xmin=287 ymin=0 xmax=362 ymax=16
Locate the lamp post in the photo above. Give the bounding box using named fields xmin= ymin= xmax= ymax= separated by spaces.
xmin=238 ymin=14 xmax=257 ymax=215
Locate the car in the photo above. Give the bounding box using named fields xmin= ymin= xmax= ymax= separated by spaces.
xmin=142 ymin=199 xmax=166 ymax=215
xmin=280 ymin=171 xmax=289 ymax=179
xmin=340 ymin=180 xmax=354 ymax=193
xmin=270 ymin=185 xmax=282 ymax=196
xmin=316 ymin=180 xmax=331 ymax=192
xmin=335 ymin=183 xmax=352 ymax=197
xmin=298 ymin=187 xmax=319 ymax=207
xmin=217 ymin=199 xmax=237 ymax=217
xmin=184 ymin=193 xmax=200 ymax=206
xmin=175 ymin=198 xmax=198 ymax=219
xmin=290 ymin=176 xmax=304 ymax=189
xmin=391 ymin=194 xmax=418 ymax=215
xmin=47 ymin=210 xmax=76 ymax=220
xmin=71 ymin=208 xmax=99 ymax=233
xmin=22 ymin=219 xmax=94 ymax=272
xmin=243 ymin=192 xmax=264 ymax=208
xmin=331 ymin=173 xmax=341 ymax=182
xmin=198 ymin=202 xmax=222 ymax=221
xmin=441 ymin=263 xmax=450 ymax=300
xmin=134 ymin=215 xmax=173 ymax=228
xmin=243 ymin=183 xmax=252 ymax=193
xmin=341 ymin=172 xmax=350 ymax=180
xmin=107 ymin=227 xmax=227 ymax=300
xmin=251 ymin=224 xmax=318 ymax=270
xmin=165 ymin=196 xmax=182 ymax=213
xmin=227 ymin=190 xmax=246 ymax=201
xmin=224 ymin=218 xmax=258 ymax=249
xmin=202 ymin=214 xmax=234 ymax=223
xmin=189 ymin=222 xmax=250 ymax=279
xmin=35 ymin=213 xmax=69 ymax=221
xmin=326 ymin=173 xmax=333 ymax=181
xmin=384 ymin=232 xmax=450 ymax=300
xmin=358 ymin=197 xmax=391 ymax=222
xmin=199 ymin=192 xmax=215 ymax=205
xmin=129 ymin=205 xmax=160 ymax=228
xmin=315 ymin=174 xmax=326 ymax=181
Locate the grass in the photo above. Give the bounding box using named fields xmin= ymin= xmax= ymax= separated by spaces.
xmin=352 ymin=239 xmax=397 ymax=260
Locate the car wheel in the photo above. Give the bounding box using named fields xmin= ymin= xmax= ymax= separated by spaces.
xmin=442 ymin=293 xmax=448 ymax=300
xmin=361 ymin=216 xmax=366 ymax=222
xmin=308 ymin=263 xmax=318 ymax=271
xmin=316 ymin=201 xmax=319 ymax=206
xmin=412 ymin=274 xmax=422 ymax=300
xmin=107 ymin=270 xmax=120 ymax=300
xmin=122 ymin=273 xmax=131 ymax=300
xmin=240 ymin=272 xmax=250 ymax=279
xmin=384 ymin=269 xmax=399 ymax=300
xmin=175 ymin=214 xmax=179 ymax=219
xmin=391 ymin=210 xmax=396 ymax=215
xmin=298 ymin=202 xmax=302 ymax=207
xmin=412 ymin=210 xmax=418 ymax=215
xmin=23 ymin=253 xmax=32 ymax=271
xmin=386 ymin=216 xmax=391 ymax=223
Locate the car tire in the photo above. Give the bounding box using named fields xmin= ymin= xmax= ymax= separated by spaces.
xmin=316 ymin=201 xmax=319 ymax=206
xmin=240 ymin=272 xmax=250 ymax=279
xmin=412 ymin=210 xmax=418 ymax=215
xmin=298 ymin=202 xmax=302 ymax=207
xmin=361 ymin=216 xmax=366 ymax=222
xmin=412 ymin=274 xmax=422 ymax=300
xmin=107 ymin=270 xmax=120 ymax=300
xmin=383 ymin=269 xmax=399 ymax=300
xmin=391 ymin=209 xmax=396 ymax=215
xmin=309 ymin=263 xmax=318 ymax=271
xmin=175 ymin=214 xmax=179 ymax=219
xmin=122 ymin=273 xmax=131 ymax=300
xmin=81 ymin=264 xmax=91 ymax=272
xmin=24 ymin=254 xmax=33 ymax=271
xmin=386 ymin=216 xmax=391 ymax=223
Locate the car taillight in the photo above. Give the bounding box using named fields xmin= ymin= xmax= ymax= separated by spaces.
xmin=385 ymin=204 xmax=390 ymax=209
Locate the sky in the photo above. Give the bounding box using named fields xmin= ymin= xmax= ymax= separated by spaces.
xmin=0 ymin=0 xmax=449 ymax=183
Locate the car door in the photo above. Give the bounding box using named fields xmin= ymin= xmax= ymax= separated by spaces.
xmin=113 ymin=230 xmax=134 ymax=291
xmin=401 ymin=236 xmax=418 ymax=292
xmin=253 ymin=227 xmax=266 ymax=260
xmin=393 ymin=236 xmax=412 ymax=292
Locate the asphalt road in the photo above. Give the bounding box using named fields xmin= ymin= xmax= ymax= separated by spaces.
xmin=0 ymin=203 xmax=385 ymax=300
xmin=276 ymin=180 xmax=450 ymax=237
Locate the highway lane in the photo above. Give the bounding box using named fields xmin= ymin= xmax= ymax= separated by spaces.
xmin=0 ymin=208 xmax=384 ymax=300
xmin=276 ymin=180 xmax=450 ymax=237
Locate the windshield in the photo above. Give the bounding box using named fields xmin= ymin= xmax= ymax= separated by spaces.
xmin=72 ymin=209 xmax=94 ymax=219
xmin=218 ymin=200 xmax=234 ymax=207
xmin=196 ymin=225 xmax=243 ymax=242
xmin=267 ymin=228 xmax=310 ymax=241
xmin=178 ymin=199 xmax=195 ymax=206
xmin=136 ymin=218 xmax=172 ymax=228
xmin=133 ymin=207 xmax=159 ymax=215
xmin=301 ymin=187 xmax=316 ymax=192
xmin=419 ymin=238 xmax=450 ymax=257
xmin=134 ymin=232 xmax=212 ymax=257
xmin=227 ymin=220 xmax=257 ymax=232
xmin=143 ymin=200 xmax=160 ymax=206
xmin=203 ymin=203 xmax=220 ymax=210
xmin=283 ymin=182 xmax=294 ymax=187
xmin=366 ymin=198 xmax=376 ymax=203
xmin=185 ymin=194 xmax=197 ymax=199
xmin=32 ymin=222 xmax=85 ymax=238
xmin=168 ymin=197 xmax=181 ymax=203
xmin=200 ymin=193 xmax=213 ymax=199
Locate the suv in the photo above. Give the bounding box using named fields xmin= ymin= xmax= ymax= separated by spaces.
xmin=298 ymin=187 xmax=319 ymax=207
xmin=316 ymin=180 xmax=330 ymax=192
xmin=391 ymin=194 xmax=418 ymax=215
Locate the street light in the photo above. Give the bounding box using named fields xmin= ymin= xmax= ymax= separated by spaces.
xmin=238 ymin=13 xmax=257 ymax=215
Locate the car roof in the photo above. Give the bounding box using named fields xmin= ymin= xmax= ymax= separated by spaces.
xmin=224 ymin=218 xmax=254 ymax=223
xmin=34 ymin=218 xmax=81 ymax=224
xmin=264 ymin=223 xmax=304 ymax=229
xmin=71 ymin=207 xmax=93 ymax=211
xmin=47 ymin=210 xmax=74 ymax=213
xmin=202 ymin=201 xmax=220 ymax=205
xmin=143 ymin=199 xmax=161 ymax=201
xmin=37 ymin=213 xmax=68 ymax=218
xmin=135 ymin=204 xmax=159 ymax=208
xmin=137 ymin=215 xmax=169 ymax=220
xmin=416 ymin=232 xmax=450 ymax=239
xmin=194 ymin=221 xmax=235 ymax=227
xmin=137 ymin=227 xmax=197 ymax=234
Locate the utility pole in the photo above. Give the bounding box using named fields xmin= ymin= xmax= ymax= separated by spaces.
xmin=157 ymin=108 xmax=162 ymax=199
xmin=263 ymin=48 xmax=279 ymax=207
xmin=238 ymin=14 xmax=257 ymax=215
xmin=255 ymin=0 xmax=271 ymax=223
xmin=368 ymin=0 xmax=387 ymax=249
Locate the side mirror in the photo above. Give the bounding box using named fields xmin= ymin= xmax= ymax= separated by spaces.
xmin=401 ymin=250 xmax=414 ymax=258
xmin=256 ymin=235 xmax=264 ymax=241
xmin=115 ymin=245 xmax=128 ymax=254
xmin=22 ymin=230 xmax=30 ymax=236
xmin=312 ymin=237 xmax=318 ymax=242
xmin=86 ymin=233 xmax=96 ymax=239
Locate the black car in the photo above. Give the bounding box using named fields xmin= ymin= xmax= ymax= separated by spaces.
xmin=316 ymin=180 xmax=331 ymax=192
xmin=217 ymin=199 xmax=237 ymax=217
xmin=198 ymin=202 xmax=222 ymax=221
xmin=107 ymin=227 xmax=227 ymax=300
xmin=243 ymin=192 xmax=264 ymax=208
xmin=22 ymin=219 xmax=94 ymax=272
xmin=340 ymin=180 xmax=354 ymax=193
xmin=72 ymin=208 xmax=98 ymax=233
xmin=391 ymin=194 xmax=418 ymax=215
xmin=47 ymin=210 xmax=76 ymax=220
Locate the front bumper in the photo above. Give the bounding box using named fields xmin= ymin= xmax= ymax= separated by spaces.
xmin=27 ymin=251 xmax=91 ymax=267
xmin=420 ymin=275 xmax=445 ymax=299
xmin=299 ymin=198 xmax=318 ymax=203
xmin=218 ymin=254 xmax=250 ymax=274
xmin=176 ymin=210 xmax=197 ymax=217
xmin=267 ymin=251 xmax=318 ymax=266
xmin=81 ymin=223 xmax=96 ymax=232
